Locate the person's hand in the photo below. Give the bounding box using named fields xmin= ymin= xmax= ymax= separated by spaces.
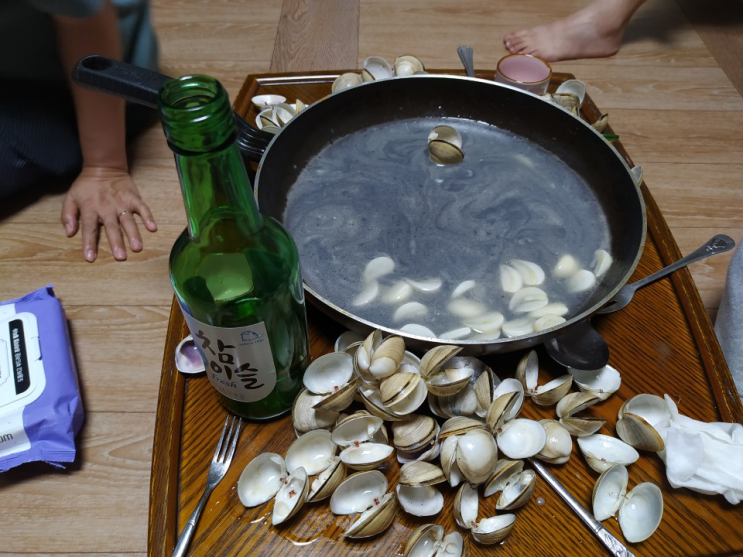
xmin=61 ymin=166 xmax=158 ymax=262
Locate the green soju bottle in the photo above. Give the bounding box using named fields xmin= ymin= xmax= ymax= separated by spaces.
xmin=160 ymin=75 xmax=310 ymax=420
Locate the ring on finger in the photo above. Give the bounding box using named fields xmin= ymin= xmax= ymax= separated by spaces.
xmin=118 ymin=210 xmax=130 ymax=218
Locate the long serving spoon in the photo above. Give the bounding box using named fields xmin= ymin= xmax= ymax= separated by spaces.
xmin=528 ymin=458 xmax=636 ymax=557
xmin=457 ymin=46 xmax=476 ymax=77
xmin=596 ymin=234 xmax=735 ymax=314
xmin=545 ymin=234 xmax=736 ymax=370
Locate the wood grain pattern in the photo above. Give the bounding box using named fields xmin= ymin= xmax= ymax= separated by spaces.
xmin=0 ymin=0 xmax=741 ymax=555
xmin=147 ymin=73 xmax=743 ymax=557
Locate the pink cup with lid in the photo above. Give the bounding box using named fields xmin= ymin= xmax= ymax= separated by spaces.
xmin=495 ymin=54 xmax=552 ymax=95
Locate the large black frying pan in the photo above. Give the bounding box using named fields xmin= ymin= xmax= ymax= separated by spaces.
xmin=73 ymin=58 xmax=646 ymax=369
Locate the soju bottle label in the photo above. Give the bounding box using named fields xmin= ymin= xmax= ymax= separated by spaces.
xmin=182 ymin=313 xmax=277 ymax=403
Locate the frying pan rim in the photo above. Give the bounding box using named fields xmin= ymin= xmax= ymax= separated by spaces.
xmin=254 ymin=74 xmax=648 ymax=350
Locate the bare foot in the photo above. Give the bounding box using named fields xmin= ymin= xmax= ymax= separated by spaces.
xmin=503 ymin=0 xmax=645 ymax=62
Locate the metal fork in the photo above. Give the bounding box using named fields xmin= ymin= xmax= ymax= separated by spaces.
xmin=172 ymin=415 xmax=242 ymax=557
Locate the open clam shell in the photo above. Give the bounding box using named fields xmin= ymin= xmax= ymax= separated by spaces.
xmin=339 ymin=441 xmax=394 ymax=471
xmin=369 ymin=335 xmax=407 ymax=379
xmin=496 ymin=469 xmax=536 ymax=511
xmin=308 ymin=456 xmax=347 ymax=502
xmin=344 ymin=491 xmax=398 ymax=538
xmin=334 ymin=330 xmax=365 ymax=353
xmin=174 ymin=335 xmax=205 ymax=374
xmin=332 ymin=412 xmax=384 ymax=446
xmin=396 ymin=484 xmax=444 ymax=517
xmin=453 ymin=482 xmax=479 ymax=529
xmin=483 ymin=458 xmax=524 ymax=498
xmin=577 ymin=433 xmax=640 ymax=473
xmin=556 ymin=391 xmax=606 ymax=436
xmin=292 ymin=388 xmax=340 ymax=435
xmin=332 ymin=72 xmax=363 ymax=93
xmin=237 ymin=452 xmax=286 ymax=508
xmin=471 ymin=514 xmax=517 ymax=545
xmin=439 ymin=416 xmax=487 ymax=439
xmin=303 ymin=352 xmax=354 ymax=394
xmin=381 ymin=371 xmax=428 ymax=415
xmin=394 ymin=54 xmax=425 ymax=76
xmin=330 ymin=470 xmax=388 ymax=515
xmin=361 ymin=56 xmax=394 ymax=82
xmin=616 ymin=394 xmax=670 ymax=452
xmin=404 ymin=524 xmax=464 ymax=557
xmin=592 ymin=464 xmax=663 ymax=543
xmin=272 ymin=467 xmax=309 ymax=525
xmin=440 ymin=435 xmax=463 ymax=487
xmin=285 ymin=429 xmax=337 ymax=476
xmin=359 ymin=387 xmax=407 ymax=422
xmin=532 ymin=375 xmax=573 ymax=406
xmin=428 ymin=385 xmax=478 ymax=419
xmin=568 ymin=364 xmax=621 ymax=401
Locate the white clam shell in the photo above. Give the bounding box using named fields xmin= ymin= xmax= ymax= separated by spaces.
xmin=308 ymin=456 xmax=346 ymax=502
xmin=555 ymin=79 xmax=586 ymax=107
xmin=502 ymin=317 xmax=534 ymax=338
xmin=394 ymin=55 xmax=425 ymax=76
xmin=577 ymin=434 xmax=640 ymax=473
xmin=361 ymin=56 xmax=394 ymax=82
xmin=511 ymin=260 xmax=545 ymax=286
xmin=464 ymin=311 xmax=504 ymax=335
xmin=396 ymin=484 xmax=444 ymax=516
xmin=174 ymin=335 xmax=205 ymax=374
xmin=344 ymin=491 xmax=397 ymax=538
xmin=330 ymin=470 xmax=388 ymax=515
xmin=496 ymin=469 xmax=537 ymax=510
xmin=471 ymin=514 xmax=516 ymax=545
xmin=382 ymin=281 xmax=414 ymax=304
xmin=237 ymin=452 xmax=286 ymax=508
xmin=285 ymin=429 xmax=337 ymax=476
xmin=340 ymin=442 xmax=394 ymax=470
xmin=568 ymin=364 xmax=622 ymax=400
xmin=533 ymin=315 xmax=566 ymax=332
xmin=496 ymin=418 xmax=547 ymax=459
xmin=439 ymin=327 xmax=472 ymax=340
xmin=592 ymin=249 xmax=613 ymax=278
xmin=353 ymin=281 xmax=379 ymax=306
xmin=332 ymin=414 xmax=384 ymax=446
xmin=363 ymin=256 xmax=395 ymax=282
xmin=620 ymin=482 xmax=664 ymax=543
xmin=453 ymin=482 xmax=479 ymax=528
xmin=332 ymin=72 xmax=363 ymax=93
xmin=456 ymin=428 xmax=498 ymax=485
xmin=334 ymin=330 xmax=365 ymax=353
xmin=592 ymin=463 xmax=627 ymax=521
xmin=499 ymin=264 xmax=523 ymax=293
xmin=303 ymin=352 xmax=354 ymax=395
xmin=529 ymin=302 xmax=569 ymax=318
xmin=399 ymin=323 xmax=436 ymax=337
xmin=492 ymin=378 xmax=525 ymax=422
xmin=251 ymin=94 xmax=286 ymax=109
xmin=451 ymin=280 xmax=476 ymax=298
xmin=394 ymin=301 xmax=428 ymax=322
xmin=553 ymin=254 xmax=580 ymax=278
xmin=447 ymin=298 xmax=486 ymax=318
xmin=509 ymin=287 xmax=548 ymax=313
xmin=568 ymin=269 xmax=597 ymax=293
xmin=406 ymin=277 xmax=443 ymax=292
xmin=271 ymin=467 xmax=308 ymax=525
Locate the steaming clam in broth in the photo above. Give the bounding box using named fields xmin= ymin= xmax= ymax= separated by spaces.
xmin=284 ymin=117 xmax=613 ymax=341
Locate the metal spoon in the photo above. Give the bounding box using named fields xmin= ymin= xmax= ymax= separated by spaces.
xmin=528 ymin=458 xmax=636 ymax=557
xmin=597 ymin=234 xmax=736 ymax=314
xmin=457 ymin=45 xmax=475 ymax=77
xmin=544 ymin=318 xmax=610 ymax=370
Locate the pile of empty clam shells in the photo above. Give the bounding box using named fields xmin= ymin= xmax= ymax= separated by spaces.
xmin=254 ymin=98 xmax=308 ymax=135
xmin=235 ymin=329 xmax=664 ymax=551
xmin=332 ymin=55 xmax=426 ymax=93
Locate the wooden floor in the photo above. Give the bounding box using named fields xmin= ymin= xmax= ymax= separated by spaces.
xmin=0 ymin=0 xmax=741 ymax=554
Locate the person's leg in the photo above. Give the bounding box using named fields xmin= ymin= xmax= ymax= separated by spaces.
xmin=0 ymin=82 xmax=81 ymax=198
xmin=502 ymin=0 xmax=647 ymax=63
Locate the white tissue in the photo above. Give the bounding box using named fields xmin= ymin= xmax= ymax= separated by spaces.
xmin=657 ymin=395 xmax=743 ymax=505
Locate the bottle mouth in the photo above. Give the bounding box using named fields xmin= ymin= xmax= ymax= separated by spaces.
xmin=159 ymin=75 xmax=235 ymax=152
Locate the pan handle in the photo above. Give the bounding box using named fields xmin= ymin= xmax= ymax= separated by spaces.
xmin=72 ymin=55 xmax=169 ymax=109
xmin=72 ymin=56 xmax=270 ymax=164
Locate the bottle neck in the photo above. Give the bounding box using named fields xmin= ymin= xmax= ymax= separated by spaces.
xmin=173 ymin=138 xmax=263 ymax=240
xmin=158 ymin=75 xmax=263 ymax=241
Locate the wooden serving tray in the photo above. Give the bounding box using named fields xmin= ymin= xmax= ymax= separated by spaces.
xmin=148 ymin=72 xmax=743 ymax=557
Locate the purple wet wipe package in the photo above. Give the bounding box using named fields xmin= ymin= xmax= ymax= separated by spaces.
xmin=0 ymin=286 xmax=83 ymax=472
